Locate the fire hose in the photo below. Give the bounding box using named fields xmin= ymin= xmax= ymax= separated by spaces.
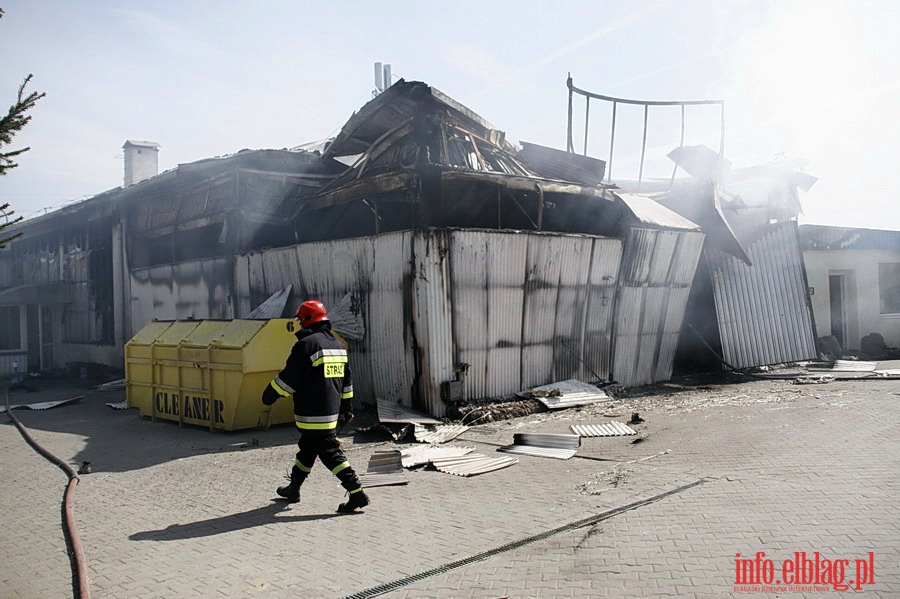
xmin=4 ymin=388 xmax=91 ymax=599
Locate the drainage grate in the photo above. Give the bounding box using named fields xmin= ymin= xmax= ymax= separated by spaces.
xmin=343 ymin=478 xmax=708 ymax=599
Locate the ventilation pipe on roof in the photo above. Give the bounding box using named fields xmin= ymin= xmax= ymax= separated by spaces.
xmin=373 ymin=62 xmax=392 ymax=95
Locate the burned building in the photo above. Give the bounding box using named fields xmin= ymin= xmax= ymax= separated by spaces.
xmin=0 ymin=78 xmax=817 ymax=417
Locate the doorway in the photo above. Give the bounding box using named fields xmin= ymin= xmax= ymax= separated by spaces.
xmin=828 ymin=274 xmax=846 ymax=349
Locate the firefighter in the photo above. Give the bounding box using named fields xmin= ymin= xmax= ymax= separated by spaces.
xmin=261 ymin=299 xmax=370 ymax=513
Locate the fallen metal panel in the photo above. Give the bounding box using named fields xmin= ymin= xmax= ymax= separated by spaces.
xmin=431 ymin=453 xmax=519 ymax=476
xmin=497 ymin=445 xmax=577 ymax=460
xmin=571 ymin=422 xmax=637 ymax=437
xmin=513 ymin=432 xmax=581 ymax=449
xmin=519 ymin=379 xmax=608 ymax=409
xmin=706 ymin=221 xmax=817 ymax=369
xmin=0 ymin=396 xmax=83 ymax=413
xmin=399 ymin=444 xmax=475 ymax=468
xmin=498 ymin=432 xmax=581 ymax=459
xmin=832 ymin=360 xmax=877 ymax=372
xmin=359 ymin=449 xmax=408 ymax=487
xmin=413 ymin=423 xmax=469 ymax=444
xmin=376 ymin=397 xmax=442 ymax=424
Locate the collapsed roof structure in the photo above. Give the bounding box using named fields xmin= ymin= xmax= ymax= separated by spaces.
xmin=0 ymin=79 xmax=818 ymax=417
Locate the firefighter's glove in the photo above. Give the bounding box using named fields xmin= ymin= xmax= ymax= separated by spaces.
xmin=261 ymin=384 xmax=279 ymax=406
xmin=339 ymin=411 xmax=354 ymax=426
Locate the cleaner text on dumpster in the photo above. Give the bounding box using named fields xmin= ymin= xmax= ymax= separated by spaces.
xmin=155 ymin=391 xmax=225 ymax=424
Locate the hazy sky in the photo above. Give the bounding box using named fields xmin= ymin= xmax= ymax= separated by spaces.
xmin=2 ymin=0 xmax=898 ymax=229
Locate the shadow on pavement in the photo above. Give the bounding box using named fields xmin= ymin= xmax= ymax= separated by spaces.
xmin=3 ymin=374 xmax=383 ymax=474
xmin=129 ymin=501 xmax=342 ymax=541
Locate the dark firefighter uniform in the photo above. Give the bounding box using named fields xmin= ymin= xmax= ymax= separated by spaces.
xmin=262 ymin=319 xmax=368 ymax=512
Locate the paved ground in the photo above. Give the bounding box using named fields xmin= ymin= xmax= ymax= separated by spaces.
xmin=1 ymin=364 xmax=898 ymax=598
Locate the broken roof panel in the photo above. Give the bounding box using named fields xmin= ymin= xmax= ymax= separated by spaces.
xmin=517 ymin=141 xmax=606 ymax=186
xmin=324 ymin=79 xmax=505 ymax=159
xmin=615 ymin=192 xmax=702 ymax=231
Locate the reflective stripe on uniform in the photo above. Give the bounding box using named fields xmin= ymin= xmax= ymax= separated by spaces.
xmin=295 ymin=414 xmax=339 ymax=423
xmin=295 ymin=421 xmax=337 ymax=430
xmin=294 ymin=414 xmax=339 ymax=430
xmin=295 ymin=459 xmax=312 ymax=473
xmin=272 ymin=376 xmax=294 ymax=396
xmin=309 ymin=348 xmax=347 ymax=367
xmin=331 ymin=461 xmax=350 ymax=475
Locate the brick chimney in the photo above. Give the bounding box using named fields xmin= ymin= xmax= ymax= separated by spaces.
xmin=122 ymin=140 xmax=160 ymax=187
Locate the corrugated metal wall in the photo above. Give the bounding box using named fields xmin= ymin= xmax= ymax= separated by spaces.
xmin=612 ymin=228 xmax=705 ymax=387
xmin=139 ymin=225 xmax=707 ymax=417
xmin=233 ymin=232 xmax=420 ymax=413
xmin=447 ymin=230 xmax=621 ymax=402
xmin=705 ymin=221 xmax=816 ymax=368
xmin=228 ymin=229 xmax=628 ymax=417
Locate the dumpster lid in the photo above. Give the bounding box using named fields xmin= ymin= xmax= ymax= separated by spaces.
xmin=127 ymin=321 xmax=174 ymax=345
xmin=181 ymin=320 xmax=232 ymax=347
xmin=211 ymin=319 xmax=267 ymax=349
xmin=154 ymin=321 xmax=203 ymax=346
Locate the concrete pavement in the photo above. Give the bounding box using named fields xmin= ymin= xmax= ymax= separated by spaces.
xmin=1 ymin=366 xmax=897 ymax=598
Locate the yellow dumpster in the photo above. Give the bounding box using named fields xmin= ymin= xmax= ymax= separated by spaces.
xmin=125 ymin=318 xmax=299 ymax=431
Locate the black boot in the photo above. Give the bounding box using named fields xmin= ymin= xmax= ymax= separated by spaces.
xmin=276 ymin=467 xmax=305 ymax=503
xmin=337 ymin=489 xmax=369 ymax=513
xmin=276 ymin=483 xmax=300 ymax=503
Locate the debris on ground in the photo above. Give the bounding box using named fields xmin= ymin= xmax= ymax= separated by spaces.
xmin=793 ymin=375 xmax=834 ymax=385
xmin=516 ymin=379 xmax=609 ymax=410
xmin=451 ymin=397 xmax=545 ymax=424
xmin=96 ymin=378 xmax=126 ymax=391
xmin=413 ymin=423 xmax=469 ymax=444
xmin=628 ymin=412 xmax=645 ymax=424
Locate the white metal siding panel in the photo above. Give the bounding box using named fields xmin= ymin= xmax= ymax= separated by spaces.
xmin=551 ymin=236 xmax=595 ymax=382
xmin=368 ymin=232 xmax=416 ymax=406
xmin=613 ymin=228 xmax=703 ymax=387
xmin=520 ymin=235 xmax=564 ymax=390
xmin=582 ymin=237 xmax=622 ymax=382
xmin=412 ymin=231 xmax=455 ymax=417
xmin=449 ymin=231 xmax=527 ymax=400
xmin=484 ymin=234 xmax=527 ymax=397
xmin=708 ymin=221 xmax=817 ymax=368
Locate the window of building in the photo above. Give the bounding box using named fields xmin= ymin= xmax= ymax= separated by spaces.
xmin=879 ymin=262 xmax=900 ymax=315
xmin=0 ymin=305 xmax=21 ymax=350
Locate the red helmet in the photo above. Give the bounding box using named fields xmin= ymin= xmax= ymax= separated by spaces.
xmin=295 ymin=300 xmax=329 ymax=327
